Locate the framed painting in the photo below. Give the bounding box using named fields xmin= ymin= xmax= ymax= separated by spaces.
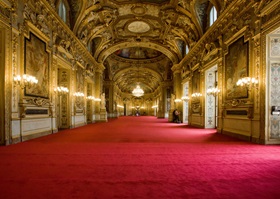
xmin=225 ymin=36 xmax=249 ymax=100
xmin=24 ymin=33 xmax=49 ymax=98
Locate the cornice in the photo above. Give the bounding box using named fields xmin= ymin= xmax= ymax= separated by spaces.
xmin=180 ymin=0 xmax=246 ymax=68
xmin=37 ymin=0 xmax=97 ymax=68
xmin=0 ymin=0 xmax=11 ymax=8
xmin=261 ymin=2 xmax=280 ymax=32
xmin=258 ymin=0 xmax=280 ymax=17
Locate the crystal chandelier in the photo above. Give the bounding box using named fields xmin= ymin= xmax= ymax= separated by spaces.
xmin=132 ymin=84 xmax=144 ymax=97
xmin=132 ymin=48 xmax=145 ymax=97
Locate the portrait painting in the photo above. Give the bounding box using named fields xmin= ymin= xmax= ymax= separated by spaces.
xmin=25 ymin=33 xmax=49 ymax=98
xmin=225 ymin=36 xmax=249 ymax=100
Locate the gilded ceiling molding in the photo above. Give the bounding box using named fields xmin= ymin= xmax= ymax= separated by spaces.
xmin=75 ymin=6 xmax=117 ymax=44
xmin=180 ymin=0 xmax=256 ymax=73
xmin=0 ymin=1 xmax=11 ymax=25
xmin=0 ymin=0 xmax=11 ymax=8
xmin=110 ymin=53 xmax=167 ymax=64
xmin=74 ymin=1 xmax=200 ymax=66
xmin=113 ymin=67 xmax=163 ymax=83
xmin=113 ymin=69 xmax=160 ymax=94
xmin=25 ymin=0 xmax=98 ymax=75
xmin=260 ymin=1 xmax=280 ymax=30
xmin=97 ymin=41 xmax=179 ymax=64
xmin=254 ymin=0 xmax=278 ymax=17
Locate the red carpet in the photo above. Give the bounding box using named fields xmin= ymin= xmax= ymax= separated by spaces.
xmin=0 ymin=116 xmax=280 ymax=199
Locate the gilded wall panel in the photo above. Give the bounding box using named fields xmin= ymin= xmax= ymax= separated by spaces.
xmin=270 ymin=37 xmax=280 ymax=57
xmin=0 ymin=23 xmax=12 ymax=144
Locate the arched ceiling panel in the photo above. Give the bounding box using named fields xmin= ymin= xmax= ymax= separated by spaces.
xmin=70 ymin=0 xmax=212 ymax=96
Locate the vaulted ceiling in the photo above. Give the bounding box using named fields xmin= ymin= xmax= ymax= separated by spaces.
xmin=66 ymin=0 xmax=222 ymax=95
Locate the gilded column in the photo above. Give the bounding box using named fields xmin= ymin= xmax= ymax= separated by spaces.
xmin=157 ymin=82 xmax=168 ymax=118
xmin=109 ymin=81 xmax=117 ymax=118
xmin=94 ymin=69 xmax=102 ymax=121
xmin=173 ymin=69 xmax=183 ymax=121
xmin=217 ymin=58 xmax=223 ymax=133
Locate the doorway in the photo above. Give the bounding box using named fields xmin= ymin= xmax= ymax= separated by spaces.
xmin=266 ymin=27 xmax=280 ymax=144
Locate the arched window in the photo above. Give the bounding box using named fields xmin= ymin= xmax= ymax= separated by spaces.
xmin=209 ymin=6 xmax=217 ymax=26
xmin=185 ymin=45 xmax=189 ymax=55
xmin=87 ymin=42 xmax=91 ymax=51
xmin=58 ymin=0 xmax=67 ymax=23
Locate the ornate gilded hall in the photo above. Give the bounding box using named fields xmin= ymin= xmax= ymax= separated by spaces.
xmin=0 ymin=0 xmax=280 ymax=145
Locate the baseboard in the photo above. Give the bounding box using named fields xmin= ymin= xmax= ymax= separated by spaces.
xmin=222 ymin=130 xmax=251 ymax=142
xmin=22 ymin=130 xmax=52 ymax=142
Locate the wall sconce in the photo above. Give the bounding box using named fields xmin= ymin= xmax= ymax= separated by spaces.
xmin=152 ymin=105 xmax=158 ymax=108
xmin=236 ymin=77 xmax=258 ymax=89
xmin=86 ymin=96 xmax=95 ymax=100
xmin=54 ymin=86 xmax=69 ymax=94
xmin=13 ymin=74 xmax=38 ymax=89
xmin=181 ymin=96 xmax=190 ymax=101
xmin=73 ymin=92 xmax=85 ymax=97
xmin=191 ymin=93 xmax=202 ymax=98
xmin=206 ymin=87 xmax=220 ymax=96
xmin=117 ymin=105 xmax=124 ymax=108
xmin=94 ymin=98 xmax=101 ymax=102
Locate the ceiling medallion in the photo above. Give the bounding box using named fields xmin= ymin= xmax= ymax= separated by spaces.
xmin=127 ymin=21 xmax=150 ymax=33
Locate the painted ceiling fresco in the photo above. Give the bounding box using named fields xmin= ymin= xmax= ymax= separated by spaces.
xmin=115 ymin=47 xmax=162 ymax=59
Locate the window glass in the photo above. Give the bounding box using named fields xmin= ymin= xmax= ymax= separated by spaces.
xmin=185 ymin=45 xmax=189 ymax=54
xmin=58 ymin=0 xmax=67 ymax=23
xmin=210 ymin=6 xmax=217 ymax=26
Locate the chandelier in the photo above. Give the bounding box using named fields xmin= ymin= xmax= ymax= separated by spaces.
xmin=132 ymin=48 xmax=145 ymax=97
xmin=132 ymin=84 xmax=144 ymax=97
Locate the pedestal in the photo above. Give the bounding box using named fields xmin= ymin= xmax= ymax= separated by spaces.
xmin=168 ymin=110 xmax=174 ymax=122
xmin=99 ymin=108 xmax=108 ymax=122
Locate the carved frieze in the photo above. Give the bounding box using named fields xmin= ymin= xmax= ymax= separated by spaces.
xmin=0 ymin=3 xmax=11 ymax=20
xmin=23 ymin=97 xmax=51 ymax=107
xmin=23 ymin=3 xmax=51 ymax=38
xmin=223 ymin=99 xmax=253 ymax=108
